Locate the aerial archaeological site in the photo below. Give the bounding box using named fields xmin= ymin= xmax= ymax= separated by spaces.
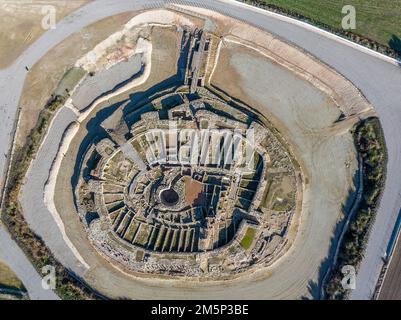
xmin=0 ymin=1 xmax=392 ymax=301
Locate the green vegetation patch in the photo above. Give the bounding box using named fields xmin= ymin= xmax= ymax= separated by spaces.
xmin=272 ymin=196 xmax=292 ymax=211
xmin=55 ymin=67 xmax=87 ymax=98
xmin=240 ymin=227 xmax=257 ymax=250
xmin=242 ymin=0 xmax=401 ymax=58
xmin=0 ymin=261 xmax=25 ymax=292
xmin=325 ymin=117 xmax=387 ymax=300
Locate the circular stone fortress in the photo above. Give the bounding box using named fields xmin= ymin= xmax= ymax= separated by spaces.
xmin=18 ymin=4 xmax=377 ymax=299
xmin=77 ymin=88 xmax=299 ymax=278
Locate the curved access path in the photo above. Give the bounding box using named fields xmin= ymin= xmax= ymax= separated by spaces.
xmin=0 ymin=226 xmax=59 ymax=300
xmin=1 ymin=0 xmax=401 ymax=299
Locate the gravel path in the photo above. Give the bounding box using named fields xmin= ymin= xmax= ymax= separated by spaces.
xmin=20 ymin=107 xmax=89 ymax=276
xmin=0 ymin=225 xmax=59 ymax=300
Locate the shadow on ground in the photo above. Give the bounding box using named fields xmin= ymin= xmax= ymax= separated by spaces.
xmin=389 ymin=35 xmax=401 ymax=64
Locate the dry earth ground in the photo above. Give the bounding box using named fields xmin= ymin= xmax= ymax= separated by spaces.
xmin=0 ymin=0 xmax=91 ymax=69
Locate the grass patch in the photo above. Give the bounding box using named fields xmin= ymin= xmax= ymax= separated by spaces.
xmin=241 ymin=0 xmax=401 ymax=58
xmin=240 ymin=227 xmax=257 ymax=250
xmin=55 ymin=67 xmax=87 ymax=98
xmin=324 ymin=117 xmax=387 ymax=300
xmin=272 ymin=196 xmax=292 ymax=211
xmin=0 ymin=261 xmax=25 ymax=291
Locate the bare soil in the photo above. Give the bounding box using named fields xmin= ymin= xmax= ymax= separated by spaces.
xmin=0 ymin=0 xmax=91 ymax=69
xmin=184 ymin=177 xmax=204 ymax=206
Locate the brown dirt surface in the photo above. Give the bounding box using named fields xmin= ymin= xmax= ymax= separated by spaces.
xmin=0 ymin=0 xmax=91 ymax=69
xmin=184 ymin=176 xmax=204 ymax=206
